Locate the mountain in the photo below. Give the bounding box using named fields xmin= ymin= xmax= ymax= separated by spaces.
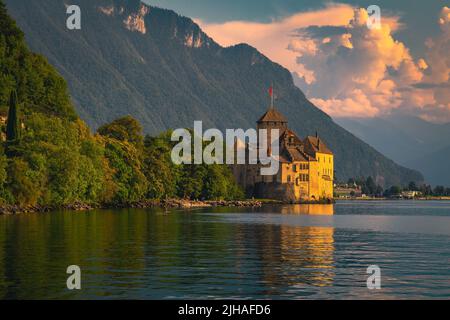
xmin=409 ymin=145 xmax=450 ymax=186
xmin=336 ymin=115 xmax=450 ymax=186
xmin=4 ymin=0 xmax=424 ymax=187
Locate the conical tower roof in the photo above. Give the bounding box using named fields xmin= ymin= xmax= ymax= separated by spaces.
xmin=257 ymin=107 xmax=287 ymax=123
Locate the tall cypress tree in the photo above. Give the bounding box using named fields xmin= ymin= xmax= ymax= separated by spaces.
xmin=6 ymin=90 xmax=21 ymax=142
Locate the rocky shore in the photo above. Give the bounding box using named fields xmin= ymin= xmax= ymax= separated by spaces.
xmin=100 ymin=199 xmax=264 ymax=210
xmin=0 ymin=199 xmax=263 ymax=215
xmin=0 ymin=202 xmax=96 ymax=215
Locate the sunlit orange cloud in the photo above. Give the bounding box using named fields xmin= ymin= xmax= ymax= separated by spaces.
xmin=196 ymin=3 xmax=401 ymax=77
xmin=195 ymin=3 xmax=355 ymax=75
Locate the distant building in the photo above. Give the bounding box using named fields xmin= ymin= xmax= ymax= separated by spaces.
xmin=232 ymin=104 xmax=334 ymax=202
xmin=335 ymin=184 xmax=363 ymax=198
xmin=401 ymin=191 xmax=422 ymax=199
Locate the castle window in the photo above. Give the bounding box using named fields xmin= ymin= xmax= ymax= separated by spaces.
xmin=293 ymin=164 xmax=297 ymax=172
xmin=287 ymin=175 xmax=291 ymax=183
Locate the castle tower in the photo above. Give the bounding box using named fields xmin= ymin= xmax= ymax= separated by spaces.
xmin=257 ymin=106 xmax=288 ymax=152
xmin=257 ymin=85 xmax=288 ymax=150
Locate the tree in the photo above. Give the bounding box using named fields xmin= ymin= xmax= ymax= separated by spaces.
xmin=419 ymin=184 xmax=433 ymax=196
xmin=384 ymin=185 xmax=402 ymax=197
xmin=408 ymin=181 xmax=417 ymax=191
xmin=375 ymin=185 xmax=384 ymax=197
xmin=433 ymin=186 xmax=445 ymax=196
xmin=97 ymin=116 xmax=144 ymax=148
xmin=143 ymin=132 xmax=179 ymax=199
xmin=101 ymin=137 xmax=148 ymax=204
xmin=6 ymin=158 xmax=41 ymax=205
xmin=361 ymin=176 xmax=377 ymax=196
xmin=6 ymin=90 xmax=21 ymax=142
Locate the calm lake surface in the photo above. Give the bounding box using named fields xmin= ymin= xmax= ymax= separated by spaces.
xmin=1 ymin=200 xmax=450 ymax=299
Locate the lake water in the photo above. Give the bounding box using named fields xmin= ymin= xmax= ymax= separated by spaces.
xmin=1 ymin=200 xmax=450 ymax=299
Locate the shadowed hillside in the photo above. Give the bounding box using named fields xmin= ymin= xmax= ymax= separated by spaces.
xmin=4 ymin=0 xmax=424 ymax=186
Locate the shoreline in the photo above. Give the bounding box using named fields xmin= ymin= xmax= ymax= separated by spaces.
xmin=336 ymin=197 xmax=450 ymax=201
xmin=0 ymin=198 xmax=336 ymax=215
xmin=3 ymin=197 xmax=447 ymax=215
xmin=0 ymin=199 xmax=264 ymax=215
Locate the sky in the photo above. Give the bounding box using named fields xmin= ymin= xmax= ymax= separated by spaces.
xmin=144 ymin=0 xmax=450 ymax=123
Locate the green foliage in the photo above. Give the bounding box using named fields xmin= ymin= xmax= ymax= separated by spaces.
xmin=420 ymin=184 xmax=433 ymax=196
xmin=384 ymin=185 xmax=402 ymax=197
xmin=97 ymin=116 xmax=144 ymax=147
xmin=143 ymin=131 xmax=244 ymax=201
xmin=433 ymin=186 xmax=445 ymax=196
xmin=0 ymin=95 xmax=242 ymax=206
xmin=351 ymin=176 xmax=384 ymax=197
xmin=143 ymin=132 xmax=179 ymax=199
xmin=101 ymin=137 xmax=148 ymax=204
xmin=0 ymin=1 xmax=76 ymax=120
xmin=5 ymin=114 xmax=108 ymax=205
xmin=0 ymin=151 xmax=11 ymax=203
xmin=6 ymin=158 xmax=35 ymax=205
xmin=6 ymin=90 xmax=20 ymax=142
xmin=408 ymin=181 xmax=418 ymax=191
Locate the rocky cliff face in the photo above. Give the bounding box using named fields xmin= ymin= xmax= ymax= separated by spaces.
xmin=4 ymin=0 xmax=424 ymax=186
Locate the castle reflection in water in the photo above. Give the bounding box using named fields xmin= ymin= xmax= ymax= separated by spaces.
xmin=238 ymin=204 xmax=335 ymax=292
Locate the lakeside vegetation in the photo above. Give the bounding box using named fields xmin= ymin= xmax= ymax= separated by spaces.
xmin=0 ymin=108 xmax=244 ymax=208
xmin=0 ymin=2 xmax=243 ymax=210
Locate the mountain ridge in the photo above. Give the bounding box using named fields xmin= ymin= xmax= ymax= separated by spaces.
xmin=4 ymin=0 xmax=424 ymax=187
xmin=336 ymin=115 xmax=450 ymax=185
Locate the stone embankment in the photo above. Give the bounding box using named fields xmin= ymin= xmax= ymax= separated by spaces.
xmin=0 ymin=199 xmax=262 ymax=215
xmin=125 ymin=199 xmax=263 ymax=209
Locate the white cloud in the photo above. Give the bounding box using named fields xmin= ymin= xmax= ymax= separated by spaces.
xmin=196 ymin=3 xmax=355 ymax=79
xmin=198 ymin=5 xmax=450 ymax=123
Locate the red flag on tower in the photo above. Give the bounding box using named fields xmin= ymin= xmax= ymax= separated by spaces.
xmin=268 ymin=85 xmax=274 ymax=109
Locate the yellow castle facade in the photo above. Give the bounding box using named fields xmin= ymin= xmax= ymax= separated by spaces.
xmin=233 ymin=106 xmax=334 ymax=202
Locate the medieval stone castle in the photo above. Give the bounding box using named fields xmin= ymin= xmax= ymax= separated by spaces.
xmin=232 ymin=104 xmax=334 ymax=202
